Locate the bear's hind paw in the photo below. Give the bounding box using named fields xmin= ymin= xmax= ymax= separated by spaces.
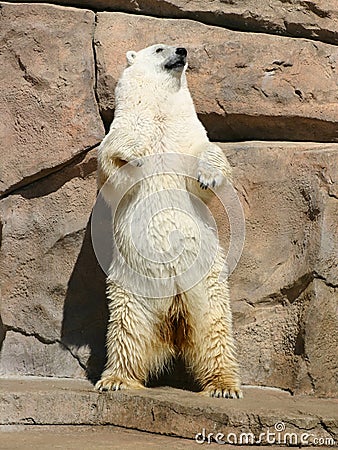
xmin=200 ymin=386 xmax=243 ymax=399
xmin=95 ymin=376 xmax=144 ymax=392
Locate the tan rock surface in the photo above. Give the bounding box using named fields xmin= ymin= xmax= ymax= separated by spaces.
xmin=4 ymin=0 xmax=337 ymax=44
xmin=95 ymin=13 xmax=338 ymax=141
xmin=0 ymin=150 xmax=107 ymax=380
xmin=0 ymin=3 xmax=104 ymax=195
xmin=3 ymin=426 xmax=319 ymax=450
xmin=1 ymin=141 xmax=336 ymax=396
xmin=303 ymin=280 xmax=338 ymax=398
xmin=0 ymin=378 xmax=337 ymax=443
xmin=219 ymin=142 xmax=338 ymax=396
xmin=222 ymin=141 xmax=337 ymax=304
xmin=1 ymin=425 xmax=211 ymax=450
xmin=0 ymin=3 xmax=336 ymax=397
xmin=0 ymin=331 xmax=84 ymax=377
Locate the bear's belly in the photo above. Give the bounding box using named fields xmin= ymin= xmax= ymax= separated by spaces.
xmin=109 ymin=179 xmax=218 ymax=296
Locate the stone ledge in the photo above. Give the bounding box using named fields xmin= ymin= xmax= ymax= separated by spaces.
xmin=2 ymin=0 xmax=337 ymax=45
xmin=1 ymin=377 xmax=337 ymax=445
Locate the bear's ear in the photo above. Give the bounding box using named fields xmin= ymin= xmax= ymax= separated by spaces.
xmin=126 ymin=50 xmax=137 ymax=65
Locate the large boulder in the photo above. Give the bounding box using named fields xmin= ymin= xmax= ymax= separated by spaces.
xmin=95 ymin=13 xmax=338 ymax=142
xmin=0 ymin=149 xmax=105 ymax=379
xmin=0 ymin=150 xmax=107 ymax=381
xmin=0 ymin=2 xmax=105 ymax=379
xmin=219 ymin=141 xmax=338 ymax=396
xmin=0 ymin=3 xmax=104 ymax=195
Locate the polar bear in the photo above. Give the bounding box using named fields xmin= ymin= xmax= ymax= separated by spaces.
xmin=95 ymin=44 xmax=242 ymax=398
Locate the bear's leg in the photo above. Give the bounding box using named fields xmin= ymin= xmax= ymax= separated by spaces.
xmin=95 ymin=283 xmax=171 ymax=391
xmin=183 ymin=268 xmax=242 ymax=399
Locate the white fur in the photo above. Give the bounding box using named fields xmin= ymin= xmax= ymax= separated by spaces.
xmin=95 ymin=44 xmax=241 ymax=398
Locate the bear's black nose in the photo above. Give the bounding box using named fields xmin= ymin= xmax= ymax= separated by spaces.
xmin=176 ymin=47 xmax=187 ymax=57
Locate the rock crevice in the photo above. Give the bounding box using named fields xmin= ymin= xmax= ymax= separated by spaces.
xmin=1 ymin=327 xmax=88 ymax=375
xmin=0 ymin=142 xmax=100 ymax=200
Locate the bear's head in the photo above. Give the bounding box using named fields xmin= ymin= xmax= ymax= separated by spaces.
xmin=126 ymin=44 xmax=188 ymax=77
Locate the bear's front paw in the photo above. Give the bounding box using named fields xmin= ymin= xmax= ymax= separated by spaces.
xmin=197 ymin=160 xmax=224 ymax=190
xmin=95 ymin=376 xmax=145 ymax=392
xmin=200 ymin=385 xmax=243 ymax=399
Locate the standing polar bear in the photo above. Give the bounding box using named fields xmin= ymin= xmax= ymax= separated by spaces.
xmin=95 ymin=44 xmax=242 ymax=398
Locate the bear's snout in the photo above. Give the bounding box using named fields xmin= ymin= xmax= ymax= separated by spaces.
xmin=164 ymin=47 xmax=187 ymax=70
xmin=176 ymin=47 xmax=187 ymax=57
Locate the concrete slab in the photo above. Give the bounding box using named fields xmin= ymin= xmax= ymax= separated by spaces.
xmin=0 ymin=377 xmax=337 ymax=446
xmin=0 ymin=425 xmax=210 ymax=449
xmin=0 ymin=425 xmax=318 ymax=450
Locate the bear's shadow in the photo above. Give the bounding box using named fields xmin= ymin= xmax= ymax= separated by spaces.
xmin=61 ymin=219 xmax=108 ymax=383
xmin=61 ymin=218 xmax=199 ymax=391
xmin=147 ymin=357 xmax=199 ymax=391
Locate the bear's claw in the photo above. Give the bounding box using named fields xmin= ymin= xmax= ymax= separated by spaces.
xmin=95 ymin=376 xmax=145 ymax=392
xmin=200 ymin=386 xmax=243 ymax=399
xmin=197 ymin=161 xmax=224 ymax=190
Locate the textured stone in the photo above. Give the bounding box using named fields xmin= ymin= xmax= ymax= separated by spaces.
xmin=0 ymin=150 xmax=107 ymax=380
xmin=4 ymin=0 xmax=337 ymax=44
xmin=0 ymin=3 xmax=104 ymax=195
xmin=0 ymin=426 xmax=208 ymax=450
xmin=95 ymin=13 xmax=338 ymax=141
xmin=0 ymin=331 xmax=84 ymax=378
xmin=303 ymin=280 xmax=338 ymax=397
xmin=0 ymin=2 xmax=337 ymax=397
xmin=0 ymin=378 xmax=337 ymax=444
xmin=222 ymin=141 xmax=334 ymax=305
xmin=1 ymin=142 xmax=337 ymax=395
xmin=218 ymin=141 xmax=338 ymax=396
xmin=316 ymin=177 xmax=338 ymax=287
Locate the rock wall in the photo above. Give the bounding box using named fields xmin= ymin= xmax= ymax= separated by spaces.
xmin=0 ymin=1 xmax=337 ymax=397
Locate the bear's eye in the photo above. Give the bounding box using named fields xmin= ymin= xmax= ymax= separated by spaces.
xmin=156 ymin=48 xmax=164 ymax=53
